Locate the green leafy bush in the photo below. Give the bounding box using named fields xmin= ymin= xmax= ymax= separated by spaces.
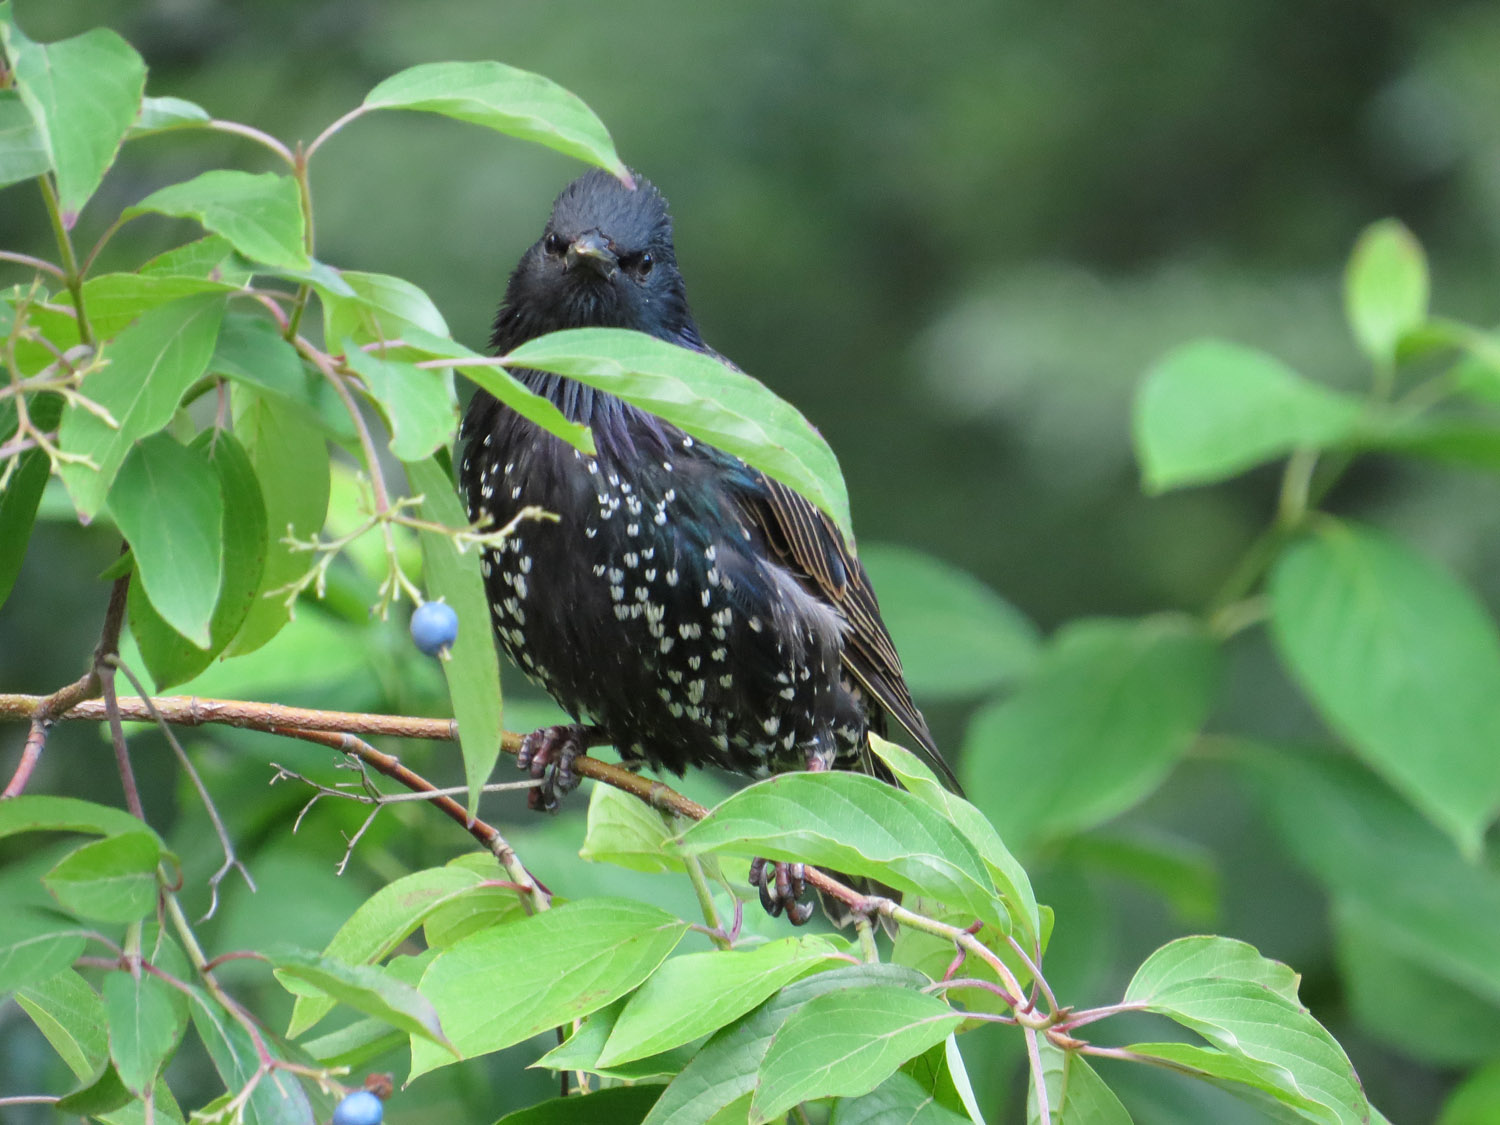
xmin=2 ymin=8 xmax=1498 ymax=1124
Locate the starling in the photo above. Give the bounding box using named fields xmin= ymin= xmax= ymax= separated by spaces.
xmin=459 ymin=169 xmax=958 ymax=922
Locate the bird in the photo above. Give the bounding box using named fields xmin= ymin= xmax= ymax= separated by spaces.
xmin=458 ymin=168 xmax=959 ymax=923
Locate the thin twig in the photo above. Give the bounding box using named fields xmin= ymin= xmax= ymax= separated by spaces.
xmin=99 ymin=664 xmax=143 ymax=818
xmin=1052 ymin=1000 xmax=1149 ymax=1033
xmin=92 ymin=570 xmax=141 ymax=817
xmin=0 ymin=250 xmax=66 ymax=280
xmin=1007 ymin=931 xmax=1057 ymax=1015
xmin=677 ymin=834 xmax=731 ymax=950
xmin=272 ymin=757 xmax=536 ymax=876
xmin=109 ymin=657 xmax=256 ymax=921
xmin=267 ymin=725 xmax=551 ymax=911
xmin=1025 ymin=1024 xmax=1053 ymax=1125
xmin=271 ymin=765 xmax=540 ymax=805
xmin=304 ymin=105 xmax=369 ymax=161
xmin=205 ymin=119 xmax=297 ymax=166
xmin=5 ymin=565 xmax=130 ymax=796
xmin=37 ymin=175 xmax=91 ymax=345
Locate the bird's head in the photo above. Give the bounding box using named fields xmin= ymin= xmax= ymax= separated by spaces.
xmin=493 ymin=168 xmax=698 ymax=348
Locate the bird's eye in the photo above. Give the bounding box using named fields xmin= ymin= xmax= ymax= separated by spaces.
xmin=543 ymin=232 xmax=565 ymax=257
xmin=622 ymin=250 xmax=654 ymax=278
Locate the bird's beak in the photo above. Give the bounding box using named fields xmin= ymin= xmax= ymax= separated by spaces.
xmin=565 ymin=232 xmax=618 ymax=280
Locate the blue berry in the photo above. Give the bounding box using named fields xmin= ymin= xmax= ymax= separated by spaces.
xmin=332 ymin=1089 xmax=383 ymax=1125
xmin=410 ymin=600 xmax=459 ymax=656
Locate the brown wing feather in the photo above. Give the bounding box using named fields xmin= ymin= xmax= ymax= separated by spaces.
xmin=746 ymin=476 xmax=963 ymax=793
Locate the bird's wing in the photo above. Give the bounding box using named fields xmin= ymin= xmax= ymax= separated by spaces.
xmin=741 ymin=474 xmax=963 ymax=794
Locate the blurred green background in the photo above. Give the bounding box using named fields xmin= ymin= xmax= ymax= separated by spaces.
xmin=4 ymin=1 xmax=1499 ymax=1121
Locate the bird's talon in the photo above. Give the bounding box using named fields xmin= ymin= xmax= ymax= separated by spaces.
xmin=750 ymin=856 xmax=810 ymax=922
xmin=518 ymin=724 xmax=586 ymax=813
xmin=774 ymin=861 xmax=792 ymax=903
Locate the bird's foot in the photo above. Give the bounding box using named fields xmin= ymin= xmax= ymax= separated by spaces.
xmin=749 ymin=856 xmax=814 ymax=925
xmin=518 ymin=724 xmax=587 ymax=812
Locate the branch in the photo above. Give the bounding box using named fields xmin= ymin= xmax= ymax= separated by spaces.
xmin=266 ymin=725 xmax=550 ymax=909
xmin=108 ymin=658 xmax=255 ymax=921
xmin=0 ymin=692 xmax=705 ymax=817
xmin=5 ymin=566 xmax=131 ymax=797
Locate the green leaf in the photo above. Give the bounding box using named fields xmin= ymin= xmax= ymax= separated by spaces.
xmin=286 ymin=863 xmax=488 ymax=1037
xmin=187 ymin=984 xmax=317 ymax=1125
xmin=210 ymin=312 xmax=311 ymax=403
xmin=102 ymin=969 xmax=184 ymax=1095
xmin=1242 ymin=747 xmax=1500 ymax=1012
xmin=3 ymin=291 xmax=81 ymax=376
xmin=1123 ymin=1042 xmax=1329 ymax=1122
xmin=1127 ymin=935 xmax=1300 ymax=1005
xmin=323 ymin=269 xmax=449 ymax=346
xmin=422 ymin=857 xmax=528 ymax=949
xmin=362 ymin=60 xmax=628 ymax=179
xmin=127 ymin=170 xmax=309 ymax=270
xmin=410 ymin=898 xmax=688 ymax=1078
xmin=0 ymin=87 xmax=49 ymax=188
xmin=43 ymin=832 xmax=161 ymax=923
xmin=0 ymin=909 xmax=90 ymax=991
xmin=1065 ymin=828 xmax=1218 ymax=925
xmin=504 ymin=327 xmax=853 ymax=538
xmin=642 ymin=963 xmax=926 ymax=1125
xmin=1270 ymin=521 xmax=1500 ymax=853
xmin=128 ymin=429 xmax=267 ymax=688
xmin=961 ymin=615 xmax=1220 ymax=848
xmin=269 ymin=948 xmax=455 ymax=1053
xmin=1345 ymin=219 xmax=1428 ymax=370
xmin=598 ymin=936 xmax=843 ymax=1067
xmin=224 ymin=384 xmax=331 ymax=656
xmin=532 ymin=999 xmax=699 ymax=1082
xmin=300 ymin=1017 xmax=405 ymax=1070
xmin=15 ymin=968 xmax=106 ymax=1076
xmin=416 ymin=327 xmax=594 ymax=454
xmin=1125 ymin=936 xmax=1367 ymax=1125
xmin=904 ymin=1035 xmax=986 ymax=1123
xmin=495 ymin=1085 xmax=666 ymax=1124
xmin=0 ymin=6 xmax=145 ymax=219
xmin=869 ymin=734 xmax=1041 ymax=951
xmin=56 ymin=292 xmax=226 ymax=519
xmin=1027 ymin=1039 xmax=1132 ymax=1125
xmin=833 ymin=1070 xmax=974 ymax=1125
xmin=1134 ymin=340 xmax=1366 ymax=492
xmin=128 ymin=95 xmax=210 ymax=138
xmin=0 ymin=794 xmax=163 ymax=844
xmin=109 ymin=433 xmax=225 ymax=647
xmin=1362 ymin=414 xmax=1500 ymax=473
xmin=0 ymin=390 xmax=58 ymax=609
xmin=751 ymin=984 xmax=964 ymax=1123
xmin=580 ymin=781 xmax=687 ymax=873
xmin=1440 ymin=1061 xmax=1500 ymax=1125
xmin=859 ymin=543 xmax=1040 ymax=700
xmin=406 ymin=455 xmax=505 ymax=817
xmin=140 ymin=233 xmax=250 ymax=284
xmin=677 ymin=771 xmax=1002 ymax=927
xmin=347 ymin=345 xmax=455 ymax=461
xmin=1335 ymin=899 xmax=1500 ymax=1066
xmin=55 ymin=1059 xmax=133 ymax=1115
xmin=78 ymin=271 xmax=237 ymax=340
xmin=16 ymin=972 xmax=188 ymax=1125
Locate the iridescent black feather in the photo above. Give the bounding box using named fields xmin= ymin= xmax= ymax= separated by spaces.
xmin=459 ymin=169 xmax=959 ymax=802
